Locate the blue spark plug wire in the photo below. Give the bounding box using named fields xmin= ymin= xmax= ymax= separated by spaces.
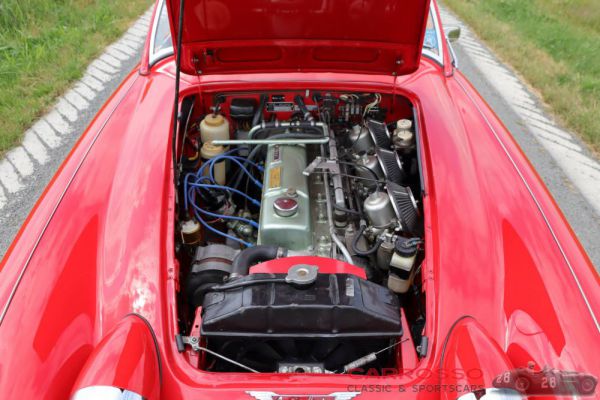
xmin=207 ymin=155 xmax=263 ymax=189
xmin=192 ymin=207 xmax=254 ymax=248
xmin=187 ymin=182 xmax=261 ymax=207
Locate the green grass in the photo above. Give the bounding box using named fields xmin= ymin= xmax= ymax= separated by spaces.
xmin=0 ymin=0 xmax=152 ymax=154
xmin=443 ymin=0 xmax=600 ymax=152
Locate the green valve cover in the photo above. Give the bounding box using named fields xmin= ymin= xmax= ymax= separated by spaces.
xmin=258 ymin=144 xmax=312 ymax=251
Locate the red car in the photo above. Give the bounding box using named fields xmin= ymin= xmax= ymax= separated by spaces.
xmin=0 ymin=0 xmax=598 ymax=399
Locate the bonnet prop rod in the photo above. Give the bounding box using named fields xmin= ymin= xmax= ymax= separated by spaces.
xmin=172 ymin=0 xmax=185 ymax=187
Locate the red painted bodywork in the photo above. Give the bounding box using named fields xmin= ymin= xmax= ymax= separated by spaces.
xmin=250 ymin=256 xmax=367 ymax=278
xmin=70 ymin=314 xmax=161 ymax=400
xmin=438 ymin=318 xmax=514 ymax=398
xmin=165 ymin=0 xmax=430 ymax=76
xmin=0 ymin=0 xmax=598 ymax=399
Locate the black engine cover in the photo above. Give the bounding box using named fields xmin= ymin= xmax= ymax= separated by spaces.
xmin=201 ymin=273 xmax=402 ymax=338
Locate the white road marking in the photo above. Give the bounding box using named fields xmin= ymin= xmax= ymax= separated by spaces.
xmin=460 ymin=43 xmax=491 ymax=58
xmin=91 ymin=59 xmax=119 ymax=75
xmin=106 ymin=46 xmax=130 ymax=61
xmin=0 ymin=187 xmax=6 ymax=210
xmin=527 ymin=120 xmax=575 ymax=142
xmin=63 ymin=89 xmax=90 ymax=110
xmin=81 ymin=74 xmax=105 ymax=92
xmin=88 ymin=65 xmax=114 ymax=83
xmin=56 ymin=98 xmax=79 ymax=123
xmin=6 ymin=147 xmax=34 ymax=178
xmin=45 ymin=110 xmax=72 ymax=134
xmin=123 ymin=33 xmax=144 ymax=44
xmin=0 ymin=160 xmax=23 ymax=193
xmin=439 ymin=6 xmax=600 ymax=215
xmin=122 ymin=38 xmax=142 ymax=49
xmin=100 ymin=53 xmax=122 ymax=68
xmin=22 ymin=130 xmax=49 ymax=165
xmin=128 ymin=26 xmax=147 ymax=36
xmin=73 ymin=82 xmax=97 ymax=101
xmin=32 ymin=120 xmax=62 ymax=149
xmin=532 ymin=129 xmax=583 ymax=153
xmin=113 ymin=42 xmax=136 ymax=53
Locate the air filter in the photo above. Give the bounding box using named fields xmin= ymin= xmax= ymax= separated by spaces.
xmin=367 ymin=119 xmax=392 ymax=148
xmin=377 ymin=148 xmax=404 ymax=183
xmin=386 ymin=182 xmax=419 ymax=233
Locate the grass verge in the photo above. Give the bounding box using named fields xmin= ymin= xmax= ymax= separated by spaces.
xmin=442 ymin=0 xmax=600 ymax=152
xmin=0 ymin=0 xmax=152 ymax=154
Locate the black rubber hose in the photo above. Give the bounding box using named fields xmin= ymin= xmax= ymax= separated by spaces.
xmin=351 ymin=224 xmax=383 ymax=256
xmin=252 ymin=94 xmax=267 ymax=127
xmin=230 ymin=245 xmax=287 ymax=279
xmin=333 ymin=204 xmax=362 ymax=216
xmin=294 ymin=95 xmax=314 ymax=121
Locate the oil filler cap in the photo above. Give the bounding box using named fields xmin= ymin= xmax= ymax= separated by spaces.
xmin=273 ymin=196 xmax=298 ymax=217
xmin=285 ymin=264 xmax=319 ymax=286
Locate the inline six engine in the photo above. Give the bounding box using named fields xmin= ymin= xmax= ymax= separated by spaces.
xmin=174 ymin=91 xmax=426 ymax=374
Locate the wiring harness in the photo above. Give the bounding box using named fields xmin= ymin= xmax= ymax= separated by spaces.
xmin=184 ymin=148 xmax=263 ymax=247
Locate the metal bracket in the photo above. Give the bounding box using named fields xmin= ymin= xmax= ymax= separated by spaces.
xmin=175 ymin=334 xmax=260 ymax=372
xmin=417 ymin=335 xmax=429 ymax=358
xmin=303 ymin=156 xmax=338 ymax=176
xmin=176 ymin=334 xmax=200 ymax=352
xmin=446 ymin=38 xmax=459 ymax=70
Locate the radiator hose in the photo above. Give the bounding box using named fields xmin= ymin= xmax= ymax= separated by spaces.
xmin=252 ymin=94 xmax=267 ymax=127
xmin=229 ymin=245 xmax=288 ymax=279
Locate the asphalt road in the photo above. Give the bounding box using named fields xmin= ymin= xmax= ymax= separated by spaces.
xmin=1 ymin=8 xmax=599 ymax=271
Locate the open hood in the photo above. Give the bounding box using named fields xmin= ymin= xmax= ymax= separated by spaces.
xmin=166 ymin=0 xmax=431 ymax=76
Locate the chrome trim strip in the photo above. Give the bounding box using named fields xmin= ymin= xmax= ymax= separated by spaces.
xmin=446 ymin=37 xmax=459 ymax=69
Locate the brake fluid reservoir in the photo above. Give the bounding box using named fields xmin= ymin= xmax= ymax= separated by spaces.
xmin=392 ymin=119 xmax=415 ymax=152
xmin=388 ymin=237 xmax=419 ymax=293
xmin=201 ymin=142 xmax=226 ymax=185
xmin=200 ymin=113 xmax=230 ymax=144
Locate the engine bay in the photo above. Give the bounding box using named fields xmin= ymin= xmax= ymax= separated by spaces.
xmin=174 ymin=90 xmax=427 ymax=375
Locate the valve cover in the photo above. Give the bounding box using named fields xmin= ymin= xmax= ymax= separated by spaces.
xmin=258 ymin=144 xmax=312 ymax=251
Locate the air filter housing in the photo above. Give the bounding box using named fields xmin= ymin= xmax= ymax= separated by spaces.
xmin=377 ymin=148 xmax=404 ymax=183
xmin=367 ymin=119 xmax=392 ymax=148
xmin=386 ymin=182 xmax=419 ymax=233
